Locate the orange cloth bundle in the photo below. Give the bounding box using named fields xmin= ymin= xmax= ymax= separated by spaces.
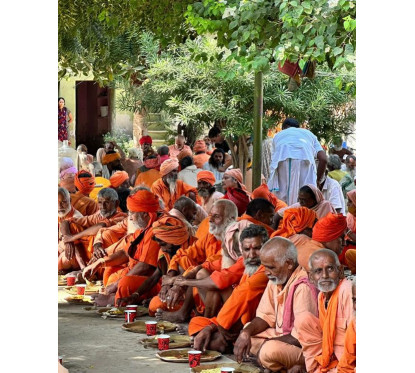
xmin=101 ymin=152 xmax=121 ymax=165
xmin=177 ymin=148 xmax=193 ymax=161
xmin=152 ymin=216 xmax=190 ymax=245
xmin=196 ymin=170 xmax=216 ymax=186
xmin=272 ymin=207 xmax=317 ymax=238
xmin=110 ymin=171 xmax=129 ymax=188
xmin=126 ymin=190 xmax=160 ymax=213
xmin=312 ymin=212 xmax=347 ymax=243
xmin=159 ymin=158 xmax=179 ymax=177
xmin=252 ymin=183 xmax=280 ymax=208
xmin=74 ymin=171 xmax=95 ymax=195
xmin=193 ymin=140 xmax=207 ymax=153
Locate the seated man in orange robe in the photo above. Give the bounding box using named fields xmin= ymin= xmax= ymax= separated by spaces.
xmin=222 ymin=169 xmax=251 ymax=216
xmin=70 ymin=171 xmax=99 ymax=216
xmin=252 ymin=183 xmax=287 ymax=213
xmin=115 ymin=215 xmax=195 ymax=307
xmin=234 ymin=237 xmax=319 ymax=373
xmin=151 ymin=200 xmax=238 ymax=322
xmin=271 ymin=207 xmax=322 ymax=270
xmin=337 ymin=276 xmax=356 ymax=373
xmin=295 ymin=249 xmax=354 ymax=373
xmin=134 ymin=154 xmax=161 ymax=189
xmin=151 ymin=158 xmax=198 ymax=211
xmin=109 ymin=170 xmax=131 ymax=213
xmin=59 ymin=188 xmax=126 ymax=273
xmin=197 ymin=170 xmax=224 ymax=214
xmin=185 ymin=225 xmax=269 ymax=353
xmin=82 ymin=189 xmax=162 ymax=306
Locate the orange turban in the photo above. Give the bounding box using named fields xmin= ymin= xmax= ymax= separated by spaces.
xmin=177 ymin=148 xmax=193 ymax=161
xmin=126 ymin=190 xmax=160 ymax=213
xmin=193 ymin=140 xmax=207 ymax=153
xmin=74 ymin=171 xmax=95 ymax=195
xmin=271 ymin=207 xmax=317 ymax=238
xmin=110 ymin=171 xmax=129 ymax=188
xmin=197 ymin=170 xmax=216 ymax=186
xmin=252 ymin=183 xmax=279 ymax=208
xmin=160 ymin=158 xmax=179 ymax=177
xmin=347 ymin=189 xmax=356 ymax=206
xmin=139 ymin=136 xmax=152 ymax=145
xmin=101 ymin=152 xmax=121 ymax=165
xmin=312 ymin=213 xmax=347 ymax=243
xmin=152 ymin=216 xmax=190 ymax=245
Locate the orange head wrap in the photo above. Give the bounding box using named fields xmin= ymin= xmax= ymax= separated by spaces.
xmin=139 ymin=135 xmax=153 ymax=145
xmin=160 ymin=158 xmax=179 ymax=177
xmin=126 ymin=189 xmax=160 ymax=213
xmin=347 ymin=189 xmax=356 ymax=207
xmin=272 ymin=207 xmax=317 ymax=238
xmin=152 ymin=215 xmax=190 ymax=245
xmin=197 ymin=170 xmax=216 ymax=186
xmin=74 ymin=171 xmax=95 ymax=195
xmin=143 ymin=155 xmax=161 ymax=169
xmin=252 ymin=183 xmax=279 ymax=208
xmin=193 ymin=140 xmax=207 ymax=153
xmin=177 ymin=148 xmax=193 ymax=162
xmin=224 ymin=168 xmax=249 ymax=194
xmin=312 ymin=212 xmax=347 ymax=243
xmin=101 ymin=152 xmax=121 ymax=165
xmin=110 ymin=171 xmax=129 ymax=188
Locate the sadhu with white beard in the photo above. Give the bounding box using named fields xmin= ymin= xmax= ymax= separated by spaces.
xmin=58 ymin=188 xmax=126 ymax=273
xmin=151 ymin=158 xmax=198 ymax=211
xmin=184 ymin=225 xmax=270 ymax=353
xmin=295 ymin=249 xmax=354 ymax=373
xmin=234 ymin=237 xmax=319 ymax=373
xmin=149 ymin=199 xmax=238 ymax=322
xmin=58 ymin=187 xmax=83 ymax=226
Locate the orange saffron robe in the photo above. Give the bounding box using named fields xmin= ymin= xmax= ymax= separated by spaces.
xmin=151 ymin=178 xmax=198 ymax=211
xmin=94 ymin=217 xmax=128 ymax=249
xmin=238 ymin=214 xmax=274 ymax=236
xmin=134 ymin=168 xmax=161 ymax=189
xmin=337 ymin=317 xmax=356 ymax=373
xmin=188 ymin=264 xmax=268 ymax=336
xmin=70 ymin=191 xmax=99 ymax=216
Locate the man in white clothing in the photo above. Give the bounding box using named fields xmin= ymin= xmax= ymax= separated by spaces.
xmin=319 ymin=174 xmax=345 ymax=215
xmin=267 ymin=118 xmax=327 ymax=206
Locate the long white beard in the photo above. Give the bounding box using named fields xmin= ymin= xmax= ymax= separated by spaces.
xmin=317 ymin=279 xmax=338 ymax=293
xmin=244 ymin=257 xmax=261 ymax=276
xmin=100 ymin=209 xmax=116 ymax=218
xmin=269 ymin=274 xmax=288 ymax=285
xmin=166 ymin=177 xmax=177 ymax=195
xmin=209 ymin=218 xmax=234 ymax=241
xmin=127 ymin=219 xmax=141 ymax=234
xmin=58 ymin=206 xmax=72 ymax=218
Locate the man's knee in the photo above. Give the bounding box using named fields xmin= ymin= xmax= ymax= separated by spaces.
xmin=196 ymin=268 xmax=210 ymax=280
xmin=258 ymin=340 xmax=304 ymax=371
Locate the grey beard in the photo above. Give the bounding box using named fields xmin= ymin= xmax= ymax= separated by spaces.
xmin=317 ymin=279 xmax=338 ymax=293
xmin=209 ymin=218 xmax=234 ymax=241
xmin=58 ymin=207 xmax=72 ymax=218
xmin=347 ymin=169 xmax=356 ymax=178
xmin=269 ymin=275 xmax=288 ymax=285
xmin=167 ymin=177 xmax=177 ymax=195
xmin=100 ymin=209 xmax=116 ymax=218
xmin=244 ymin=264 xmax=260 ymax=276
xmin=198 ymin=188 xmax=210 ymax=198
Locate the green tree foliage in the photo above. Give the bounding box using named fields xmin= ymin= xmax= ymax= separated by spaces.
xmin=117 ymin=34 xmax=355 ymax=169
xmin=186 ymin=0 xmax=356 ymax=73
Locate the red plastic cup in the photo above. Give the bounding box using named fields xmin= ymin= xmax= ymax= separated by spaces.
xmin=76 ymin=284 xmax=86 ymax=295
xmin=188 ymin=350 xmax=202 ymax=368
xmin=66 ymin=275 xmax=76 ymax=286
xmin=145 ymin=321 xmax=157 ymax=336
xmin=157 ymin=334 xmax=170 ymax=350
xmin=126 ymin=305 xmax=138 ymax=311
xmin=221 ymin=368 xmax=235 ymax=373
xmin=124 ymin=310 xmax=136 ymax=323
xmin=58 ymin=356 xmax=63 ymax=365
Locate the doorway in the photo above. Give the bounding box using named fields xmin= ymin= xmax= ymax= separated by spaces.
xmin=75 ymin=81 xmax=111 ymax=155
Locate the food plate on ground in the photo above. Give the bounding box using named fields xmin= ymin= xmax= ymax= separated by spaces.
xmin=64 ymin=283 xmax=102 ymax=295
xmin=58 ymin=275 xmax=67 ymax=286
xmin=121 ymin=320 xmax=177 ymax=333
xmin=64 ymin=295 xmax=94 ymax=305
xmin=156 ymin=348 xmax=221 ymax=363
xmin=98 ymin=306 xmax=149 ymax=318
xmin=140 ymin=334 xmax=191 ymax=349
xmin=191 ymin=363 xmax=260 ymax=373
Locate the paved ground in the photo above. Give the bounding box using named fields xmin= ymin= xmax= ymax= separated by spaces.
xmin=58 ymin=288 xmax=238 ymax=373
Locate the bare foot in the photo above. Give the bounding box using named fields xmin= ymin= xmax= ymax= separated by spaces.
xmin=94 ymin=293 xmax=115 ymax=307
xmin=155 ymin=308 xmax=188 ymax=323
xmin=176 ymin=324 xmax=187 ymax=335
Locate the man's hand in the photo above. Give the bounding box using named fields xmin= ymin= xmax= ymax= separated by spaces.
xmin=64 ymin=243 xmax=75 ymax=261
xmin=173 ymin=276 xmax=188 ymax=287
xmin=93 ymin=243 xmax=106 ymax=260
xmin=62 ymin=235 xmax=74 ymax=244
xmin=105 ymin=282 xmax=118 ymax=295
xmin=161 ymin=275 xmax=176 ymax=287
xmin=234 ymin=330 xmax=252 ymax=364
xmin=158 ymin=284 xmax=171 ymax=303
xmin=82 ymin=259 xmax=102 ymax=280
xmin=117 ymin=293 xmax=140 ymax=307
xmin=193 ymin=326 xmax=213 ymax=352
xmin=166 ymin=285 xmax=185 ymax=309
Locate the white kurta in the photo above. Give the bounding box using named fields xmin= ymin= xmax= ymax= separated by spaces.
xmin=321 ymin=177 xmax=345 ymax=215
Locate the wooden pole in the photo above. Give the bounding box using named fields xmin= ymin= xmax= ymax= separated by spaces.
xmin=252 ymin=71 xmax=263 ymax=190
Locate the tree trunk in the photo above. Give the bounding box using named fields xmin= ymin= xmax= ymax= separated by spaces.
xmin=252 ymin=71 xmax=263 ymax=190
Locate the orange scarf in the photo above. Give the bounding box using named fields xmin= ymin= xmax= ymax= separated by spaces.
xmin=238 ymin=213 xmax=274 ymax=236
xmin=315 ymin=279 xmax=344 ymax=372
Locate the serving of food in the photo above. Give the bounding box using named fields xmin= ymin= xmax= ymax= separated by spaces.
xmin=121 ymin=320 xmax=177 ymax=334
xmin=156 ymin=348 xmax=221 ymax=363
xmin=140 ymin=334 xmax=192 ymax=349
xmin=190 ymin=363 xmax=260 ymax=373
xmin=64 ymin=295 xmax=94 ymax=305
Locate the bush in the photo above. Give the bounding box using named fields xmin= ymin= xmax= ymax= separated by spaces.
xmin=102 ymin=128 xmax=135 ymax=155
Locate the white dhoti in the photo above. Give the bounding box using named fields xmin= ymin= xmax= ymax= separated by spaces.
xmin=267 ymin=158 xmax=316 ymax=205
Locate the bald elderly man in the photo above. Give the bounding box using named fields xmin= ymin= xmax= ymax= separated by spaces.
xmin=295 ymin=249 xmax=354 ymax=373
xmin=151 ymin=158 xmax=197 ymax=211
xmin=234 ymin=237 xmax=319 ymax=373
xmin=168 ymin=134 xmax=192 ymax=159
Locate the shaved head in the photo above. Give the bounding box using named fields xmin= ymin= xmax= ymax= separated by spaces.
xmin=308 ymin=248 xmax=340 ymax=270
xmin=260 ymin=237 xmax=298 ymax=265
xmin=214 ymin=199 xmax=238 ymax=221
